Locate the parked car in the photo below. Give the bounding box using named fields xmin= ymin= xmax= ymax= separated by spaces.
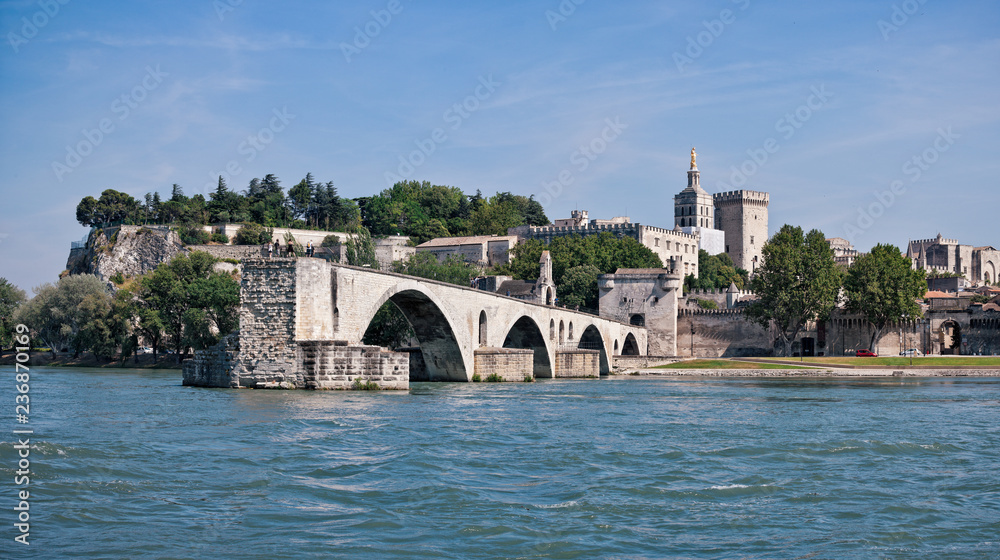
xmin=900 ymin=348 xmax=922 ymax=357
xmin=856 ymin=349 xmax=878 ymax=357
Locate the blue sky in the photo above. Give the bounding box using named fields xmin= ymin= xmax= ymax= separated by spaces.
xmin=2 ymin=0 xmax=998 ymax=291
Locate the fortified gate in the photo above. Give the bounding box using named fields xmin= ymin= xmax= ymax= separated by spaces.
xmin=184 ymin=258 xmax=647 ymax=390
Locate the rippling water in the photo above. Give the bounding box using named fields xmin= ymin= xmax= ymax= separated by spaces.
xmin=3 ymin=368 xmax=999 ymax=559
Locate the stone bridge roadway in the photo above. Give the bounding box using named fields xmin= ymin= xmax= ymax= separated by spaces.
xmin=291 ymin=259 xmax=647 ymax=381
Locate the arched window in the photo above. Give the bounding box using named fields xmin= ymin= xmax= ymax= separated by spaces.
xmin=568 ymin=323 xmax=574 ymax=341
xmin=559 ymin=321 xmax=565 ymax=345
xmin=550 ymin=319 xmax=555 ymax=340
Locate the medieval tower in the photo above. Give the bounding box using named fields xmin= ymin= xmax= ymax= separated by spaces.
xmin=714 ymin=189 xmax=769 ymax=273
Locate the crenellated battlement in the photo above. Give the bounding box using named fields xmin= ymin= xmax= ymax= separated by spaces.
xmin=713 ymin=190 xmax=770 ymax=206
xmin=910 ymin=237 xmax=958 ymax=245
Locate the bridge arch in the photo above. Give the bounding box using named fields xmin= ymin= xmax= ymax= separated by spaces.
xmin=361 ymin=281 xmax=468 ymax=381
xmin=578 ymin=324 xmax=610 ymax=374
xmin=621 ymin=333 xmax=640 ymax=355
xmin=502 ymin=315 xmax=553 ymax=378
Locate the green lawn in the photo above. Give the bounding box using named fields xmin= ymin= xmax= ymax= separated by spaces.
xmin=654 ymin=359 xmax=812 ymax=370
xmin=766 ymin=356 xmax=1000 ymax=367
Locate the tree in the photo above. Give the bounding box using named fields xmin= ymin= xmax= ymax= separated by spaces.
xmin=0 ymin=278 xmax=27 ymax=349
xmin=13 ymin=275 xmax=109 ymax=356
xmin=345 ymin=226 xmax=378 ymax=268
xmin=745 ymin=225 xmax=842 ymax=357
xmin=844 ymin=244 xmax=926 ymax=352
xmin=684 ymin=250 xmax=749 ymax=292
xmin=234 ymin=222 xmax=273 ymax=245
xmin=75 ymin=189 xmax=141 ymax=227
xmin=392 ymin=252 xmax=481 ymax=285
xmin=498 ymin=233 xmax=661 ymax=288
xmin=559 ymin=265 xmax=602 ymax=310
xmin=136 ymin=252 xmax=240 ymax=362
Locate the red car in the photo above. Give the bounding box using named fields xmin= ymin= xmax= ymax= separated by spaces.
xmin=856 ymin=349 xmax=878 ymax=357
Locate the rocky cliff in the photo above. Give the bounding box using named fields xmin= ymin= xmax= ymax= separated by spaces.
xmin=66 ymin=225 xmax=187 ymax=283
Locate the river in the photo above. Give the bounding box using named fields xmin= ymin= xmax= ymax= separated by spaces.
xmin=2 ymin=367 xmax=999 ymax=559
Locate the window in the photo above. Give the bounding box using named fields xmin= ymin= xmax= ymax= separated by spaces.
xmin=726 ymin=245 xmax=730 ymax=253
xmin=655 ymin=238 xmax=659 ymax=247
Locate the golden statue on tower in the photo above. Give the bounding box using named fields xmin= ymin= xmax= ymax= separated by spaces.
xmin=690 ymin=147 xmax=697 ymax=169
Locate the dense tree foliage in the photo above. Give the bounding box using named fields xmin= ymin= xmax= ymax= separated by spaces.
xmin=136 ymin=252 xmax=240 ymax=362
xmin=75 ymin=174 xmax=361 ymax=231
xmin=497 ymin=233 xmax=662 ymax=309
xmin=844 ymin=244 xmax=927 ymax=352
xmin=745 ymin=225 xmax=842 ymax=357
xmin=391 ymin=252 xmax=482 ymax=285
xmin=684 ymin=250 xmax=749 ymax=292
xmin=359 ymin=181 xmax=548 ymax=243
xmin=75 ymin=178 xmax=546 ymax=248
xmin=499 ymin=233 xmax=662 ymax=283
xmin=13 ymin=275 xmax=109 ymax=355
xmin=0 ymin=278 xmax=27 ymax=349
xmin=559 ymin=265 xmax=603 ymax=310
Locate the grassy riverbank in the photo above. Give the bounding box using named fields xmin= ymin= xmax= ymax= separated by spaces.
xmin=762 ymin=356 xmax=1000 ymax=367
xmin=653 ymin=359 xmax=813 ymax=370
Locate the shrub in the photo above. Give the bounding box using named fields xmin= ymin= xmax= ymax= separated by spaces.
xmin=178 ymin=225 xmax=210 ymax=245
xmin=696 ymin=299 xmax=719 ymax=310
xmin=110 ymin=272 xmax=125 ymax=285
xmin=210 ymin=232 xmax=229 ymax=244
xmin=234 ymin=222 xmax=273 ymax=245
xmin=471 ymin=373 xmax=482 ymax=382
xmin=351 ymin=378 xmax=381 ymax=391
xmin=523 ymin=375 xmax=534 ymax=382
xmin=485 ymin=373 xmax=504 ymax=383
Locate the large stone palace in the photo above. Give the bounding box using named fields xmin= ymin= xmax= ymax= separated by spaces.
xmin=492 ymin=148 xmax=770 ymax=277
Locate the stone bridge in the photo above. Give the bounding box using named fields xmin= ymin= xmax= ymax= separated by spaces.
xmin=184 ymin=258 xmax=647 ymax=389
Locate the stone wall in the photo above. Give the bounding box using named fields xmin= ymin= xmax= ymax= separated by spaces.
xmin=474 ymin=347 xmax=534 ymax=381
xmin=555 ymin=349 xmax=600 ymax=377
xmin=187 ymin=244 xmax=265 ymax=260
xmin=182 ymin=333 xmax=239 ymax=388
xmin=677 ymin=309 xmax=773 ymax=357
xmin=232 ymin=258 xmax=301 ymax=387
